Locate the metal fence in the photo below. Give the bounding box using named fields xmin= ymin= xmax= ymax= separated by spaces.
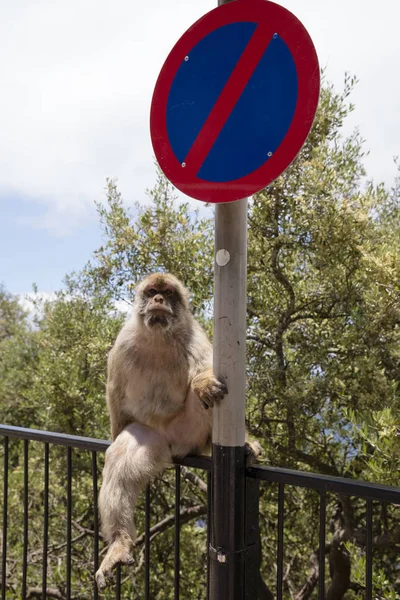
xmin=1 ymin=424 xmax=399 ymax=600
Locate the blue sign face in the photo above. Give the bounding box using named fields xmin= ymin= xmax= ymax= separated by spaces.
xmin=150 ymin=0 xmax=320 ymax=203
xmin=166 ymin=22 xmax=298 ymax=183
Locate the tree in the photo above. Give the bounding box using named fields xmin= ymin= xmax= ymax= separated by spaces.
xmin=245 ymin=75 xmax=400 ymax=598
xmin=0 ymin=287 xmax=40 ymax=426
xmin=0 ymin=285 xmax=28 ymax=342
xmin=24 ymin=292 xmax=123 ymax=437
xmin=1 ymin=75 xmax=399 ymax=598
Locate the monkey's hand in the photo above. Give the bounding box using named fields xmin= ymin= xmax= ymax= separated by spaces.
xmin=192 ymin=369 xmax=228 ymax=409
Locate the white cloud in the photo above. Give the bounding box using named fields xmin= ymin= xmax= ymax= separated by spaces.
xmin=0 ymin=0 xmax=399 ymax=235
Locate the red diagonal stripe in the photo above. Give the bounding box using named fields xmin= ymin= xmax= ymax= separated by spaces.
xmin=183 ymin=23 xmax=275 ymax=178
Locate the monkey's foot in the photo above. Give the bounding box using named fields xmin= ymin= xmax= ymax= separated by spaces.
xmin=245 ymin=440 xmax=263 ymax=467
xmin=95 ymin=540 xmax=134 ymax=590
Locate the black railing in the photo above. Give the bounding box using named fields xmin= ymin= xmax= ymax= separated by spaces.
xmin=0 ymin=425 xmax=212 ymax=600
xmin=247 ymin=465 xmax=400 ymax=600
xmin=1 ymin=424 xmax=399 ymax=599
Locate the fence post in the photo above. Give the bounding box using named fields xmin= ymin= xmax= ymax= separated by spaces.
xmin=244 ymin=477 xmax=261 ymax=599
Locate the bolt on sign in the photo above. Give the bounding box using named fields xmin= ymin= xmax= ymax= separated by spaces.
xmin=150 ymin=0 xmax=320 ymax=204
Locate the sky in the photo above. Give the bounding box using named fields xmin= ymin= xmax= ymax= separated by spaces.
xmin=1 ymin=0 xmax=399 ymax=296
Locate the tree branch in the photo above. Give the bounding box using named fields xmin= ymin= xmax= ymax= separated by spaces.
xmin=135 ymin=504 xmax=207 ymax=547
xmin=27 ymin=588 xmax=76 ymax=600
xmin=181 ymin=467 xmax=208 ymax=494
xmin=294 ymin=547 xmax=325 ymax=600
xmin=326 ymin=544 xmax=351 ymax=600
xmin=287 ymin=447 xmax=339 ymax=477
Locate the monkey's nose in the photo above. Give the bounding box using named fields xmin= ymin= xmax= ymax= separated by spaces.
xmin=154 ymin=295 xmax=164 ymax=304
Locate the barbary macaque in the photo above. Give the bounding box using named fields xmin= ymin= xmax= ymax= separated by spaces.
xmin=95 ymin=272 xmax=261 ymax=589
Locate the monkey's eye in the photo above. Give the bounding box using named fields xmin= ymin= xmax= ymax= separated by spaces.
xmin=148 ymin=288 xmax=158 ymax=296
xmin=164 ymin=289 xmax=173 ymax=296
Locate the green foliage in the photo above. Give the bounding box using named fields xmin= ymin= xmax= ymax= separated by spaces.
xmin=70 ymin=172 xmax=214 ymax=317
xmin=0 ymin=287 xmax=39 ymax=426
xmin=0 ymin=285 xmax=28 ymax=342
xmin=245 ymin=74 xmax=400 ymax=481
xmin=0 ymin=289 xmax=123 ymax=437
xmin=345 ymin=407 xmax=400 ymax=486
xmin=1 ymin=74 xmax=399 ymax=598
xmin=26 ymin=292 xmax=123 ymax=437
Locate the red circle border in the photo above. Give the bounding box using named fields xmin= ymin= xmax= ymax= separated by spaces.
xmin=150 ymin=0 xmax=320 ymax=203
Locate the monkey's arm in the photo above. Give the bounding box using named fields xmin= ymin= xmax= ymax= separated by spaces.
xmin=189 ymin=322 xmax=227 ymax=409
xmin=106 ymin=347 xmax=133 ymax=441
xmin=106 ymin=379 xmax=132 ymax=441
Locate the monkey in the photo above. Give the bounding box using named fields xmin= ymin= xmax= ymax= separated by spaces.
xmin=95 ymin=272 xmax=261 ymax=590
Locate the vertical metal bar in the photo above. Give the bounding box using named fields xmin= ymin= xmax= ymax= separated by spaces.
xmin=66 ymin=446 xmax=72 ymax=600
xmin=91 ymin=451 xmax=99 ymax=600
xmin=211 ymin=196 xmax=248 ymax=600
xmin=318 ymin=491 xmax=326 ymax=600
xmin=144 ymin=484 xmax=151 ymax=600
xmin=206 ymin=471 xmax=211 ymax=600
xmin=276 ymin=483 xmax=284 ymax=600
xmin=174 ymin=466 xmax=181 ymax=600
xmin=42 ymin=443 xmax=49 ymax=600
xmin=244 ymin=478 xmax=261 ymax=599
xmin=22 ymin=439 xmax=29 ymax=599
xmin=1 ymin=437 xmax=9 ymax=600
xmin=366 ymin=499 xmax=373 ymax=600
xmin=115 ymin=565 xmax=121 ymax=599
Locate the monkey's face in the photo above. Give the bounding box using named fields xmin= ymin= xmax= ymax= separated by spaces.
xmin=138 ymin=281 xmax=181 ymax=330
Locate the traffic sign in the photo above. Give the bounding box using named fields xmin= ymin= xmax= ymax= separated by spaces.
xmin=150 ymin=0 xmax=320 ymax=203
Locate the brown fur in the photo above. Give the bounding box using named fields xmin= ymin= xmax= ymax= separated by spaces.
xmin=96 ymin=273 xmax=229 ymax=589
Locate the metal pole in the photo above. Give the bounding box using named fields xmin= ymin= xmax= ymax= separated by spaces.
xmin=211 ymin=192 xmax=248 ymax=600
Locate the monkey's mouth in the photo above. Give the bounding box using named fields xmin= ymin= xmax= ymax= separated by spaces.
xmin=146 ymin=308 xmax=172 ymax=327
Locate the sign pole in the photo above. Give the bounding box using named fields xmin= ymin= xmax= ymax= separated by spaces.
xmin=210 ymin=198 xmax=247 ymax=599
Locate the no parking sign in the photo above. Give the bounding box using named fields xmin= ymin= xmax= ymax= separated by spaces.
xmin=150 ymin=0 xmax=320 ymax=203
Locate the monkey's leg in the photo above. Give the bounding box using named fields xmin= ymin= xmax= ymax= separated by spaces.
xmin=95 ymin=423 xmax=171 ymax=590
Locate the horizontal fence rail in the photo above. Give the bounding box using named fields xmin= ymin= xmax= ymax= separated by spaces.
xmin=2 ymin=425 xmax=398 ymax=502
xmin=0 ymin=424 xmax=399 ymax=600
xmin=247 ymin=463 xmax=400 ymax=503
xmin=0 ymin=425 xmax=211 ymax=471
